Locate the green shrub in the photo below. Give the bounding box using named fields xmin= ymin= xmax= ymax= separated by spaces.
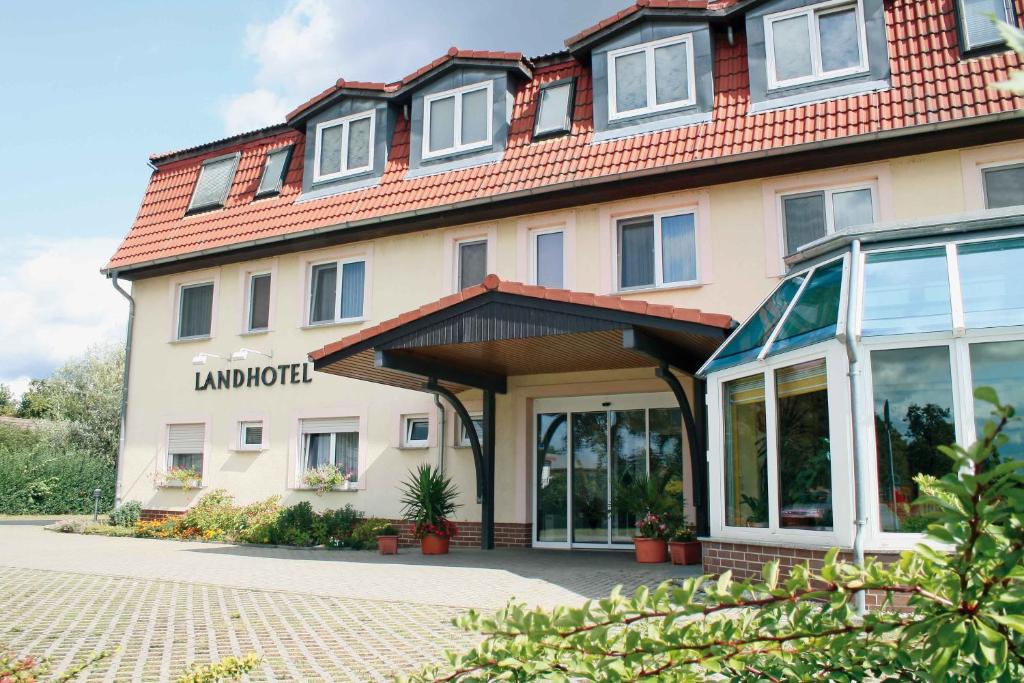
xmin=268 ymin=502 xmax=326 ymax=546
xmin=350 ymin=518 xmax=397 ymax=549
xmin=109 ymin=500 xmax=142 ymax=527
xmin=234 ymin=496 xmax=282 ymax=544
xmin=0 ymin=426 xmax=114 ymax=514
xmin=81 ymin=523 xmax=136 ymax=537
xmin=321 ymin=504 xmax=365 ymax=546
xmin=180 ymin=489 xmax=242 ymax=540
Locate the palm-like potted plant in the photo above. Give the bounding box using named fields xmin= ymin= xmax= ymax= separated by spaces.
xmin=667 ymin=525 xmax=701 ymax=565
xmin=612 ymin=471 xmax=682 ymax=563
xmin=399 ymin=464 xmax=460 ymax=555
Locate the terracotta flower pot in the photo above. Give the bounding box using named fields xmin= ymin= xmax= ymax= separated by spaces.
xmin=633 ymin=537 xmax=668 ymax=563
xmin=421 ymin=533 xmax=450 ymax=555
xmin=377 ymin=535 xmax=399 ymax=555
xmin=668 ymin=540 xmax=701 ymax=565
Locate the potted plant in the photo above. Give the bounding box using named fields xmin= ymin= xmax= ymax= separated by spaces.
xmin=668 ymin=525 xmax=701 ymax=565
xmin=633 ymin=512 xmax=670 ymax=563
xmin=376 ymin=523 xmax=399 ymax=555
xmin=302 ymin=465 xmax=350 ymax=496
xmin=162 ymin=467 xmax=201 ymax=491
xmin=399 ymin=464 xmax=460 ymax=555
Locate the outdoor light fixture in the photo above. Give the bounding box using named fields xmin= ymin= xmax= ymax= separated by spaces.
xmin=191 ymin=352 xmax=228 ymax=366
xmin=230 ymin=348 xmax=273 ymax=362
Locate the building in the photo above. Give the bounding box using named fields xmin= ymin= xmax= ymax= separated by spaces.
xmin=104 ymin=0 xmax=1024 ymax=570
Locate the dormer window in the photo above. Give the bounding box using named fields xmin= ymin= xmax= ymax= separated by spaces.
xmin=255 ymin=146 xmax=292 ymax=199
xmin=533 ymin=79 xmax=575 ymax=139
xmin=313 ymin=111 xmax=374 ymax=183
xmin=423 ymin=81 xmax=493 ymax=159
xmin=608 ymin=35 xmax=695 ymax=120
xmin=765 ymin=0 xmax=867 ymax=89
xmin=187 ymin=153 xmax=239 ymax=214
xmin=956 ymin=0 xmax=1016 ymax=53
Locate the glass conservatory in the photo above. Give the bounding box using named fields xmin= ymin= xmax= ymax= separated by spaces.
xmin=700 ymin=229 xmax=1024 ymax=553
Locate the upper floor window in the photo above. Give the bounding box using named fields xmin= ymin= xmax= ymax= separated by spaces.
xmin=177 ymin=282 xmax=214 ymax=340
xmin=314 ymin=111 xmax=374 ymax=183
xmin=457 ymin=239 xmax=488 ymax=290
xmin=956 ymin=0 xmax=1016 ymax=53
xmin=534 ymin=79 xmax=575 ymax=138
xmin=423 ymin=81 xmax=493 ymax=159
xmin=982 ymin=162 xmax=1024 ymax=209
xmin=617 ymin=212 xmax=697 ymax=291
xmin=187 ymin=154 xmax=239 ymax=214
xmin=247 ymin=273 xmax=271 ymax=333
xmin=608 ymin=34 xmax=695 ymax=120
xmin=255 ymin=146 xmax=292 ymax=198
xmin=239 ymin=421 xmax=264 ymax=451
xmin=309 ymin=259 xmax=365 ymax=325
xmin=532 ymin=228 xmax=564 ymax=288
xmin=781 ymin=185 xmax=874 ymax=254
xmin=765 ymin=0 xmax=867 ymax=89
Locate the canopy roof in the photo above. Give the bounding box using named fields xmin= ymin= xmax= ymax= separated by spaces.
xmin=309 ymin=275 xmax=734 ymax=393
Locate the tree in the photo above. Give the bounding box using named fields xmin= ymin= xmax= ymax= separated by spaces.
xmin=406 ymin=389 xmax=1024 ymax=682
xmin=0 ymin=384 xmax=16 ymax=417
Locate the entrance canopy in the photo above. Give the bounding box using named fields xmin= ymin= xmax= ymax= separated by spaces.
xmin=308 ymin=274 xmax=734 ymax=548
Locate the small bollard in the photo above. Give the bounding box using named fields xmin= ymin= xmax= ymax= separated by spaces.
xmin=93 ymin=488 xmax=102 ymax=522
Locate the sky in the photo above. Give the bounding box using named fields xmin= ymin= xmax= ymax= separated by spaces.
xmin=0 ymin=0 xmax=626 ymax=397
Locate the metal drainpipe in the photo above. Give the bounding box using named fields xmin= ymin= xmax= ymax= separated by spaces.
xmin=843 ymin=240 xmax=869 ymax=615
xmin=110 ymin=273 xmax=135 ymax=507
xmin=434 ymin=394 xmax=446 ymax=473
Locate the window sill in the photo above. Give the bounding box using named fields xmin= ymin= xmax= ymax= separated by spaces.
xmin=157 ymin=482 xmax=205 ymax=490
xmin=240 ymin=329 xmax=271 ymax=337
xmin=231 ymin=447 xmax=266 ymax=453
xmin=293 ymin=483 xmax=361 ymax=493
xmin=398 ymin=444 xmax=430 ymax=451
xmin=615 ymin=282 xmax=702 ymax=296
xmin=302 ymin=318 xmax=367 ymax=331
xmin=170 ymin=336 xmax=212 ymax=345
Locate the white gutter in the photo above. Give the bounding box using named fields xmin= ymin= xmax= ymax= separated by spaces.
xmin=110 ymin=274 xmax=135 ymax=507
xmin=843 ymin=240 xmax=869 ymax=615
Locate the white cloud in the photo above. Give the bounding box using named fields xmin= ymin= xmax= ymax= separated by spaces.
xmin=221 ymin=88 xmax=292 ymax=135
xmin=0 ymin=237 xmax=126 ymax=396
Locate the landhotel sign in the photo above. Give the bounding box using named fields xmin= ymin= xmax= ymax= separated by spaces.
xmin=195 ymin=362 xmax=314 ymax=391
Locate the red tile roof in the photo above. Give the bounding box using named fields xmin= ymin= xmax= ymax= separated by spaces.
xmin=106 ymin=0 xmax=1024 ymax=273
xmin=307 ymin=274 xmax=734 ymax=362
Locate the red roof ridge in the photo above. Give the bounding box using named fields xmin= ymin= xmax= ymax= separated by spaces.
xmin=566 ymin=0 xmax=712 ymax=48
xmin=308 ymin=275 xmax=733 ymax=361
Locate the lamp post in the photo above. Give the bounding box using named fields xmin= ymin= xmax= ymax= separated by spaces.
xmin=93 ymin=488 xmax=102 ymax=522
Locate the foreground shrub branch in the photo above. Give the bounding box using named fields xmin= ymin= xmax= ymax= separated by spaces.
xmin=407 ymin=390 xmax=1024 ymax=682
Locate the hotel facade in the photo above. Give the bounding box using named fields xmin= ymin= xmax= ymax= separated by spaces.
xmin=104 ymin=0 xmax=1024 ymax=573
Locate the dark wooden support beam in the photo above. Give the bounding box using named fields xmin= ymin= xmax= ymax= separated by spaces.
xmin=424 ymin=380 xmax=485 ymax=505
xmin=376 ymin=349 xmax=507 ymax=394
xmin=481 ymin=389 xmax=496 ymax=550
xmin=655 ymin=364 xmax=710 ymax=538
xmin=622 ymin=328 xmax=703 ymax=375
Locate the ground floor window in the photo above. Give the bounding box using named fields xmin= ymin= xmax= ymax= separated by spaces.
xmin=300 ymin=417 xmax=359 ymax=483
xmin=724 ymin=374 xmax=768 ymax=528
xmin=167 ymin=423 xmax=204 ymax=476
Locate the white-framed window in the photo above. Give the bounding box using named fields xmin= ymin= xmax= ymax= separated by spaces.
xmin=188 ymin=153 xmax=239 ymax=213
xmin=780 ymin=184 xmax=875 ymax=254
xmin=456 ymin=238 xmax=488 ymax=290
xmin=423 ymin=81 xmax=493 ymax=159
xmin=308 ymin=258 xmax=366 ymax=325
xmin=534 ymin=78 xmax=575 ymax=138
xmin=981 ymin=161 xmax=1024 ymax=209
xmin=403 ymin=415 xmax=430 ymax=448
xmin=616 ymin=211 xmax=698 ymax=291
xmin=256 ymin=146 xmax=292 ymax=198
xmin=239 ymin=421 xmax=264 ymax=451
xmin=764 ymin=0 xmax=868 ymax=89
xmin=313 ymin=111 xmax=375 ymax=182
xmin=531 ymin=228 xmax=565 ymax=288
xmin=956 ymin=0 xmax=1016 ymax=52
xmin=457 ymin=413 xmax=483 ymax=447
xmin=246 ymin=272 xmax=271 ymax=332
xmin=607 ymin=34 xmax=696 ymax=120
xmin=300 ymin=417 xmax=359 ymax=483
xmin=177 ymin=282 xmax=214 ymax=340
xmin=167 ymin=423 xmax=205 ymax=476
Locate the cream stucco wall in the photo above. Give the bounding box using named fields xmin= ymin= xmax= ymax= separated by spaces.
xmin=118 ymin=142 xmax=1015 ymax=531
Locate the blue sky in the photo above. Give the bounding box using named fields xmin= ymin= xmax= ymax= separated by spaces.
xmin=0 ymin=0 xmax=625 ymax=395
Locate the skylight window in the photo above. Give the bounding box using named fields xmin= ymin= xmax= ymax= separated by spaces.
xmin=956 ymin=0 xmax=1016 ymax=53
xmin=255 ymin=146 xmax=293 ymax=198
xmin=187 ymin=153 xmax=240 ymax=214
xmin=423 ymin=81 xmax=493 ymax=159
xmin=534 ymin=79 xmax=575 ymax=138
xmin=764 ymin=0 xmax=868 ymax=89
xmin=608 ymin=34 xmax=696 ymax=120
xmin=314 ymin=111 xmax=375 ymax=182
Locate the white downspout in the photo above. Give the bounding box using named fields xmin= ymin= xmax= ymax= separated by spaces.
xmin=111 ymin=274 xmax=135 ymax=507
xmin=843 ymin=240 xmax=869 ymax=615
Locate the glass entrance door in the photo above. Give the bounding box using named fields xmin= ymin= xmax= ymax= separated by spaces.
xmin=534 ymin=394 xmax=684 ymax=548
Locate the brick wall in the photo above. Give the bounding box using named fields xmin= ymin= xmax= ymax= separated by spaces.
xmin=140 ymin=509 xmax=185 ymax=522
xmin=702 ymin=540 xmax=906 ymax=609
xmin=392 ymin=521 xmax=532 ymax=548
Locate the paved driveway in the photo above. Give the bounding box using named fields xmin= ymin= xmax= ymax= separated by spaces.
xmin=0 ymin=525 xmax=697 ymax=681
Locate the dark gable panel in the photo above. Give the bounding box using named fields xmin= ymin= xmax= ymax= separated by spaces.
xmin=590 ymin=19 xmax=715 ymax=137
xmin=745 ymin=0 xmax=891 ymax=110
